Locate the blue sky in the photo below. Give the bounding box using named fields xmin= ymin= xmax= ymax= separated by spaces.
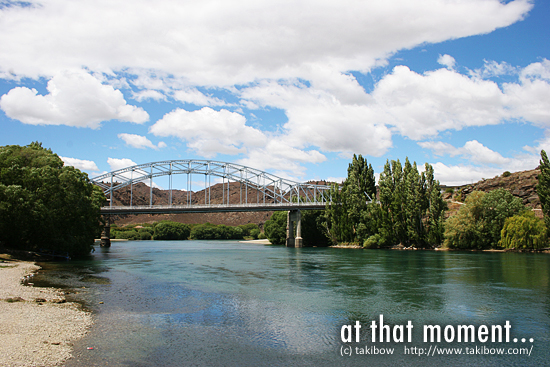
xmin=1 ymin=0 xmax=549 ymax=188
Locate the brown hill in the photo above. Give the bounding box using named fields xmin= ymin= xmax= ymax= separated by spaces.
xmin=105 ymin=181 xmax=278 ymax=228
xmin=442 ymin=168 xmax=543 ymax=218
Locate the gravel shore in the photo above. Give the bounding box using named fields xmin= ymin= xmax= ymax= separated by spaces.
xmin=0 ymin=259 xmax=92 ymax=367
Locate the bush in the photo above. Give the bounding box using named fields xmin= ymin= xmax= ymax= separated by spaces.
xmin=116 ymin=230 xmax=140 ymax=240
xmin=502 ymin=171 xmax=512 ymax=177
xmin=500 ymin=211 xmax=547 ymax=249
xmin=445 ymin=187 xmax=454 ymax=194
xmin=190 ymin=223 xmax=244 ymax=240
xmin=139 ymin=231 xmax=152 ymax=240
xmin=154 ymin=222 xmax=190 ymax=240
xmin=249 ymin=228 xmax=261 ymax=239
xmin=264 ymin=211 xmax=287 ymax=245
xmin=444 ymin=189 xmax=526 ymax=249
xmin=363 ymin=234 xmax=380 ymax=248
xmin=257 ymin=232 xmax=267 ymax=240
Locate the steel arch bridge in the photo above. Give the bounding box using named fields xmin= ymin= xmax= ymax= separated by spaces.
xmin=91 ymin=159 xmax=333 ymax=215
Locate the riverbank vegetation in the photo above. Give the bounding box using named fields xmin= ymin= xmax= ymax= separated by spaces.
xmin=0 ymin=143 xmax=104 ymax=258
xmin=264 ymin=152 xmax=548 ymax=250
xmin=110 ymin=221 xmax=264 ymax=241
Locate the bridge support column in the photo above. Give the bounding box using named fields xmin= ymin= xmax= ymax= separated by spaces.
xmin=286 ymin=210 xmax=303 ymax=248
xmin=100 ymin=216 xmax=111 ymax=247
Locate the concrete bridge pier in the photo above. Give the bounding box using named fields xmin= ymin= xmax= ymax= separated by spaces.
xmin=100 ymin=216 xmax=111 ymax=247
xmin=286 ymin=210 xmax=303 ymax=248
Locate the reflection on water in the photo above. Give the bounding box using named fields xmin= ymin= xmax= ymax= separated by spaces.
xmin=34 ymin=241 xmax=550 ymax=366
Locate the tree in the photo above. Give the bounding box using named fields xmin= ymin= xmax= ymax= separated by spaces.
xmin=154 ymin=221 xmax=190 ymax=240
xmin=0 ymin=143 xmax=104 ymax=257
xmin=444 ymin=189 xmax=525 ymax=249
xmin=444 ymin=191 xmax=486 ymax=249
xmin=538 ymin=150 xmax=550 ymax=233
xmin=481 ymin=188 xmax=526 ymax=246
xmin=264 ymin=211 xmax=287 ymax=245
xmin=500 ymin=211 xmax=547 ymax=249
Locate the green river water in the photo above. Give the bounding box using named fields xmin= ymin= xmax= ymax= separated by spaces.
xmin=33 ymin=240 xmax=550 ymax=366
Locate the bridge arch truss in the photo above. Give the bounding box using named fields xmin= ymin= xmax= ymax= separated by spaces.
xmin=91 ymin=160 xmax=332 ymax=211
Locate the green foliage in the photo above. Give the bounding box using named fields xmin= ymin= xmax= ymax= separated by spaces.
xmin=257 ymin=232 xmax=267 ymax=240
xmin=116 ymin=230 xmax=140 ymax=240
xmin=190 ymin=223 xmax=243 ymax=240
xmin=324 ymin=154 xmax=377 ymax=244
xmin=502 ymin=171 xmax=512 ymax=177
xmin=444 ymin=191 xmax=486 ymax=249
xmin=445 ymin=187 xmax=454 ymax=194
xmin=249 ymin=228 xmax=261 ymax=239
xmin=363 ymin=234 xmax=381 ymax=249
xmin=444 ymin=189 xmax=526 ymax=249
xmin=139 ymin=231 xmax=152 ymax=240
xmin=301 ymin=210 xmax=331 ymax=247
xmin=481 ymin=188 xmax=526 ymax=246
xmin=237 ymin=223 xmax=260 ymax=238
xmin=538 ymin=150 xmax=550 ymax=233
xmin=153 ymin=221 xmax=190 ymax=240
xmin=264 ymin=211 xmax=287 ymax=245
xmin=377 ymin=159 xmax=446 ymax=248
xmin=500 ymin=211 xmax=547 ymax=249
xmin=0 ymin=143 xmax=103 ymax=257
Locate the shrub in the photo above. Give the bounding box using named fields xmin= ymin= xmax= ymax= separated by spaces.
xmin=139 ymin=231 xmax=152 ymax=240
xmin=116 ymin=230 xmax=140 ymax=240
xmin=363 ymin=234 xmax=381 ymax=249
xmin=500 ymin=211 xmax=547 ymax=249
xmin=502 ymin=171 xmax=512 ymax=177
xmin=444 ymin=189 xmax=526 ymax=249
xmin=154 ymin=222 xmax=190 ymax=240
xmin=264 ymin=211 xmax=287 ymax=245
xmin=445 ymin=187 xmax=454 ymax=194
xmin=257 ymin=232 xmax=267 ymax=240
xmin=249 ymin=228 xmax=261 ymax=239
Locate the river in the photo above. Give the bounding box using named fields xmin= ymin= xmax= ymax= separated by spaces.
xmin=34 ymin=240 xmax=549 ymax=366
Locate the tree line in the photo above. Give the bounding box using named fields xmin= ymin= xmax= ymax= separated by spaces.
xmin=265 ymin=152 xmax=549 ymax=250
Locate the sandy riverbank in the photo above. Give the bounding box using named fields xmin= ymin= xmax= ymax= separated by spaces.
xmin=0 ymin=257 xmax=92 ymax=367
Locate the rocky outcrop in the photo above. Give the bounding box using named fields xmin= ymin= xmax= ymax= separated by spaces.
xmin=456 ymin=169 xmax=541 ymax=209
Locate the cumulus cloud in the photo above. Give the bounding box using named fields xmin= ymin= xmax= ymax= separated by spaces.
xmin=421 ymin=139 xmax=543 ymax=185
xmin=118 ymin=133 xmax=166 ymax=150
xmin=438 ymin=54 xmax=456 ymax=69
xmin=149 ymin=107 xmax=267 ymax=157
xmin=60 ymin=156 xmax=99 ymax=172
xmin=419 ymin=140 xmax=510 ymax=165
xmin=0 ymin=0 xmax=532 ymax=84
xmin=0 ymin=70 xmax=149 ymax=128
xmin=107 ymin=157 xmax=137 ymax=172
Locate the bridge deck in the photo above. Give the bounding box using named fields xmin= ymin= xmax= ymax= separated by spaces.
xmin=100 ymin=203 xmax=326 ymax=215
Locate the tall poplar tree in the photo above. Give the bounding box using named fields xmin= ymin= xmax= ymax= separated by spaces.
xmin=538 ymin=150 xmax=550 ymax=233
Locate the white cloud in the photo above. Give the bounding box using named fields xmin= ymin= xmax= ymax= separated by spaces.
xmin=107 ymin=157 xmax=137 ymax=172
xmin=372 ymin=66 xmax=508 ymax=140
xmin=132 ymin=89 xmax=166 ymax=102
xmin=420 ymin=140 xmax=510 ymax=165
xmin=471 ymin=60 xmax=517 ymax=79
xmin=118 ymin=133 xmax=166 ymax=150
xmin=173 ymin=88 xmax=226 ymax=106
xmin=431 ymin=162 xmax=504 ymax=186
xmin=0 ymin=0 xmax=532 ymax=85
xmin=0 ymin=70 xmax=149 ymax=128
xmin=60 ymin=156 xmax=99 ymax=172
xmin=438 ymin=54 xmax=456 ymax=69
xmin=240 ymin=79 xmax=393 ymax=157
xmin=149 ymin=107 xmax=267 ymax=157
